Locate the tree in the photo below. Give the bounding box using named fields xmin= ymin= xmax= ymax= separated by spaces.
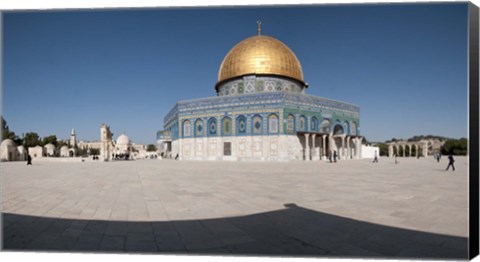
xmin=441 ymin=138 xmax=467 ymax=155
xmin=56 ymin=140 xmax=68 ymax=149
xmin=76 ymin=147 xmax=89 ymax=157
xmin=24 ymin=132 xmax=41 ymax=148
xmin=1 ymin=116 xmax=21 ymax=144
xmin=42 ymin=135 xmax=58 ymax=147
xmin=1 ymin=116 xmax=10 ymax=140
xmin=90 ymin=148 xmax=100 ymax=156
xmin=146 ymin=144 xmax=157 ymax=152
xmin=377 ymin=143 xmax=389 ymax=156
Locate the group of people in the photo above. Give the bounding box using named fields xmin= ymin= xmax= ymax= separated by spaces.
xmin=374 ymin=151 xmax=455 ymax=171
xmin=113 ymin=153 xmax=130 ymax=160
xmin=24 ymin=148 xmax=457 ymax=171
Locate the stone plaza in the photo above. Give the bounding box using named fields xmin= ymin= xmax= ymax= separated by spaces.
xmin=1 ymin=157 xmax=469 ymax=259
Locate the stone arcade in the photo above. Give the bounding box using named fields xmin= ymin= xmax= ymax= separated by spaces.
xmin=157 ymin=25 xmax=363 ymax=161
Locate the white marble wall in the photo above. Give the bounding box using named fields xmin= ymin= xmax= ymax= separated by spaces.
xmin=172 ymin=135 xmax=305 ymax=161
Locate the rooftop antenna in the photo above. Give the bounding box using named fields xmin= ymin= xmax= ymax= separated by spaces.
xmin=257 ymin=20 xmax=262 ymax=36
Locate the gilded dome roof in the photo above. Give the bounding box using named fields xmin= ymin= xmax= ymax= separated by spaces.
xmin=217 ymin=35 xmax=304 ymax=84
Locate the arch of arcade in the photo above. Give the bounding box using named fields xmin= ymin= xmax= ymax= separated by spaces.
xmin=388 ymin=141 xmax=428 ymax=158
xmin=299 ymin=132 xmax=363 ymax=161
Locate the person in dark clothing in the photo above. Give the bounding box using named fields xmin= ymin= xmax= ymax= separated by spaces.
xmin=333 ymin=150 xmax=337 ymax=162
xmin=27 ymin=155 xmax=32 ymax=165
xmin=175 ymin=154 xmax=179 ymax=160
xmin=445 ymin=154 xmax=455 ymax=171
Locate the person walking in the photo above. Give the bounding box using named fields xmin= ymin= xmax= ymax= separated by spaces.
xmin=445 ymin=154 xmax=455 ymax=171
xmin=394 ymin=153 xmax=398 ymax=164
xmin=26 ymin=154 xmax=32 ymax=165
xmin=333 ymin=150 xmax=337 ymax=163
xmin=372 ymin=151 xmax=378 ymax=163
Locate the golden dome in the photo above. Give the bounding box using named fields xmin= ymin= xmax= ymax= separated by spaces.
xmin=217 ymin=35 xmax=304 ymax=85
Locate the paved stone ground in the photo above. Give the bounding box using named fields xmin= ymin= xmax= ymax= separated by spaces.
xmin=0 ymin=156 xmax=469 ymax=259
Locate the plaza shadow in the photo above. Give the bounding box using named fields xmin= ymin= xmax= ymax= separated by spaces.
xmin=1 ymin=203 xmax=468 ymax=259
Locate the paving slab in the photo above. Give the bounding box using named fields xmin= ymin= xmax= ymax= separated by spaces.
xmin=0 ymin=157 xmax=470 ymax=258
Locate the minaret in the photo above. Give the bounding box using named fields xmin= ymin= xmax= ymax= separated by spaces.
xmin=70 ymin=128 xmax=77 ymax=148
xmin=100 ymin=124 xmax=113 ymax=161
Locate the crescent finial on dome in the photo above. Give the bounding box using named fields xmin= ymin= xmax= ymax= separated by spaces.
xmin=257 ymin=20 xmax=262 ymax=36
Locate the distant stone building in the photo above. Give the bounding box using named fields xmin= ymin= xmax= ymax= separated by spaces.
xmin=114 ymin=133 xmax=132 ymax=156
xmin=28 ymin=145 xmax=45 ymax=158
xmin=60 ymin=145 xmax=70 ymax=157
xmin=1 ymin=139 xmax=27 ymax=161
xmin=387 ymin=139 xmax=445 ymax=157
xmin=44 ymin=143 xmax=56 ymax=156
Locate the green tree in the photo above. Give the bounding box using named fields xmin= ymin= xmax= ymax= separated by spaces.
xmin=441 ymin=138 xmax=467 ymax=155
xmin=1 ymin=116 xmax=21 ymax=144
xmin=1 ymin=116 xmax=10 ymax=140
xmin=90 ymin=148 xmax=100 ymax=156
xmin=377 ymin=143 xmax=389 ymax=156
xmin=146 ymin=144 xmax=157 ymax=152
xmin=42 ymin=135 xmax=58 ymax=147
xmin=76 ymin=147 xmax=89 ymax=157
xmin=24 ymin=132 xmax=41 ymax=148
xmin=56 ymin=140 xmax=68 ymax=149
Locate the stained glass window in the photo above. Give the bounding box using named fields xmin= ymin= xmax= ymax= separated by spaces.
xmin=208 ymin=118 xmax=217 ymax=136
xmin=311 ymin=117 xmax=318 ymax=131
xmin=195 ymin=119 xmax=203 ymax=137
xmin=299 ymin=116 xmax=306 ymax=131
xmin=183 ymin=120 xmax=191 ymax=137
xmin=269 ymin=114 xmax=278 ymax=134
xmin=253 ymin=115 xmax=262 ymax=134
xmin=287 ymin=114 xmax=294 ymax=134
xmin=237 ymin=115 xmax=246 ymax=134
xmin=222 ymin=117 xmax=232 ymax=136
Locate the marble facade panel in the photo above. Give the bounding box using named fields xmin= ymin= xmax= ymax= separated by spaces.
xmin=176 ymin=135 xmax=309 ymax=161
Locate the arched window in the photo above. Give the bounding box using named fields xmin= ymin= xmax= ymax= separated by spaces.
xmin=344 ymin=121 xmax=350 ymax=135
xmin=351 ymin=122 xmax=357 ymax=135
xmin=333 ymin=123 xmax=344 ymax=135
xmin=195 ymin=119 xmax=204 ymax=137
xmin=311 ymin=117 xmax=318 ymax=132
xmin=222 ymin=117 xmax=232 ymax=136
xmin=207 ymin=117 xmax=217 ymax=136
xmin=286 ymin=114 xmax=295 ymax=134
xmin=237 ymin=115 xmax=246 ymax=135
xmin=320 ymin=119 xmax=331 ymax=133
xmin=299 ymin=115 xmax=307 ymax=131
xmin=268 ymin=114 xmax=279 ymax=134
xmin=252 ymin=115 xmax=263 ymax=135
xmin=183 ymin=120 xmax=191 ymax=137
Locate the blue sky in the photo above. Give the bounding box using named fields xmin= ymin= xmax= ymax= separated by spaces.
xmin=2 ymin=3 xmax=469 ymax=144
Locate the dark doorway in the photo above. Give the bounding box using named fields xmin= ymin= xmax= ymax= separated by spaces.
xmin=223 ymin=142 xmax=231 ymax=156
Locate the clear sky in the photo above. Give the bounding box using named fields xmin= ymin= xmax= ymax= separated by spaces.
xmin=2 ymin=3 xmax=469 ymax=144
